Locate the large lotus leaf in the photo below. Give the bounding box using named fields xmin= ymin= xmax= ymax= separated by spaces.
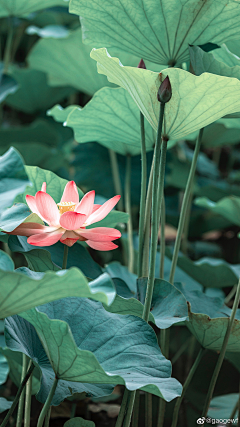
xmin=90 ymin=49 xmax=240 ymax=140
xmin=103 ymin=295 xmax=155 ymax=324
xmin=0 ymin=250 xmax=14 ymax=272
xmin=104 ymin=261 xmax=137 ymax=295
xmin=0 ymin=265 xmax=116 ymax=319
xmin=5 ymin=67 xmax=73 ymax=114
xmin=0 ymin=204 xmax=43 ymax=233
xmin=8 ymin=236 xmax=102 ymax=279
xmin=5 ymin=314 xmax=114 ymax=405
xmin=0 ymin=398 xmax=12 ymax=413
xmin=0 ymin=353 xmax=9 ymax=385
xmin=50 ymin=87 xmax=156 ymax=156
xmin=195 ymin=196 xmax=240 ymax=227
xmin=0 ymin=0 xmax=68 ymax=18
xmin=0 ymin=147 xmax=30 ymax=215
xmin=70 ymin=0 xmax=240 ymax=66
xmin=17 ymin=298 xmax=182 ymax=401
xmin=0 ymin=63 xmax=18 ymax=103
xmin=176 ymin=253 xmax=240 ymax=289
xmin=208 ymin=394 xmax=238 ymax=419
xmin=190 ymin=44 xmax=240 ymax=79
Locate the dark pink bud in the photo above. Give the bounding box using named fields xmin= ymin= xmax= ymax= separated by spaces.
xmin=138 ymin=59 xmax=146 ymax=69
xmin=157 ymin=76 xmax=172 ymax=103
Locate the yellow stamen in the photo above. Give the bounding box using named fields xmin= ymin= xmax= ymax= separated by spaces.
xmin=57 ymin=201 xmax=76 ymax=215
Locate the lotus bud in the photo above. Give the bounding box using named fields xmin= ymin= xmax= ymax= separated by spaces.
xmin=157 ymin=76 xmax=172 ymax=103
xmin=138 ymin=59 xmax=146 ymax=69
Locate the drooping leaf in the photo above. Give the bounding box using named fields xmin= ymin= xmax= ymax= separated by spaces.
xmin=61 ymin=87 xmax=156 ymax=155
xmin=0 ymin=264 xmax=116 ymax=318
xmin=16 ymin=298 xmax=182 ymax=401
xmin=0 ymin=0 xmax=69 ymax=18
xmin=0 ymin=398 xmax=12 ymax=414
xmin=5 ymin=314 xmax=114 ymax=404
xmin=5 ymin=67 xmax=74 ymax=114
xmin=0 ymin=204 xmax=43 ymax=233
xmin=0 ymin=250 xmax=14 ymax=272
xmin=90 ymin=49 xmax=240 ymax=140
xmin=195 ymin=196 xmax=240 ymax=227
xmin=0 ymin=147 xmax=30 ymax=215
xmin=70 ymin=0 xmax=240 ymax=65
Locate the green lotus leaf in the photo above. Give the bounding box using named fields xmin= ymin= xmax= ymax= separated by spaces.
xmin=90 ymin=49 xmax=240 ymax=140
xmin=5 ymin=313 xmax=114 ymax=404
xmin=176 ymin=253 xmax=240 ymax=289
xmin=0 ymin=264 xmax=116 ymax=318
xmin=0 ymin=147 xmax=30 ymax=215
xmin=23 ymin=249 xmax=60 ymax=272
xmin=70 ymin=0 xmax=240 ymax=66
xmin=0 ymin=0 xmax=69 ymax=18
xmin=47 ymin=104 xmax=77 ymax=122
xmin=190 ymin=44 xmax=240 ymax=78
xmin=226 ymin=39 xmax=240 ymax=58
xmin=5 ymin=67 xmax=73 ymax=114
xmin=61 ymin=87 xmax=156 ymax=155
xmin=104 ymin=261 xmax=137 ymax=295
xmin=0 ymin=64 xmax=18 ymax=103
xmin=0 ymin=250 xmax=14 ymax=272
xmin=186 ymin=119 xmax=240 ymax=148
xmin=208 ymin=394 xmax=238 ymax=419
xmin=64 ymin=419 xmax=95 ymax=427
xmin=17 ymin=298 xmax=182 ymax=401
xmin=195 ymin=196 xmax=240 ymax=227
xmin=0 ymin=398 xmax=12 ymax=414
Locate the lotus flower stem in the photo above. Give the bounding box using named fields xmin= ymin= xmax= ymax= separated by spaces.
xmin=37 ymin=377 xmax=58 ymax=427
xmin=132 ymin=390 xmax=140 ymax=427
xmin=122 ymin=390 xmax=136 ymax=427
xmin=171 ymin=347 xmax=205 ymax=427
xmin=115 ymin=388 xmax=130 ymax=427
xmin=142 ymin=103 xmax=166 ymax=321
xmin=157 ymin=328 xmax=170 ymax=427
xmin=16 ymin=354 xmax=28 ymax=427
xmin=0 ymin=361 xmax=34 ymax=427
xmin=142 ymin=159 xmax=154 ymax=277
xmin=125 ymin=154 xmax=134 ymax=273
xmin=145 ymin=393 xmax=152 ymax=427
xmin=24 ymin=361 xmax=33 ymax=427
xmin=62 ymin=245 xmax=69 ymax=269
xmin=44 ymin=407 xmax=51 ymax=427
xmin=169 ymin=128 xmax=204 ymax=285
xmin=138 ymin=111 xmax=147 ymax=277
xmin=159 ymin=197 xmax=166 ymax=279
xmin=202 ymin=277 xmax=240 ymax=421
xmin=108 ymin=149 xmax=123 ymax=212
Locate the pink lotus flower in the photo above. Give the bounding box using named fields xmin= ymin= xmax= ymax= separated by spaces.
xmin=8 ymin=181 xmax=121 ymax=250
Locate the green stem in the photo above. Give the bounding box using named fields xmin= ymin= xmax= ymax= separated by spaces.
xmin=171 ymin=336 xmax=193 ymax=365
xmin=122 ymin=391 xmax=136 ymax=427
xmin=44 ymin=408 xmax=51 ymax=427
xmin=142 ymin=160 xmax=154 ymax=277
xmin=37 ymin=377 xmax=58 ymax=427
xmin=132 ymin=390 xmax=140 ymax=427
xmin=225 ymin=284 xmax=237 ymax=305
xmin=157 ymin=328 xmax=170 ymax=427
xmin=3 ymin=18 xmax=14 ymax=73
xmin=108 ymin=149 xmax=124 ymax=212
xmin=70 ymin=403 xmax=77 ymax=419
xmin=138 ymin=112 xmax=147 ymax=277
xmin=202 ymin=277 xmax=240 ymax=419
xmin=159 ymin=197 xmax=166 ymax=279
xmin=16 ymin=354 xmax=28 ymax=427
xmin=142 ymin=103 xmax=166 ymax=322
xmin=145 ymin=393 xmax=152 ymax=427
xmin=0 ymin=362 xmax=34 ymax=427
xmin=169 ymin=128 xmax=204 ymax=285
xmin=62 ymin=245 xmax=69 ymax=269
xmin=125 ymin=154 xmax=134 ymax=273
xmin=115 ymin=388 xmax=130 ymax=427
xmin=171 ymin=347 xmax=205 ymax=427
xmin=24 ymin=361 xmax=32 ymax=427
xmin=181 ymin=192 xmax=193 ymax=256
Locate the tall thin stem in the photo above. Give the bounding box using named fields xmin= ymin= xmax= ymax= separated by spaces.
xmin=37 ymin=377 xmax=58 ymax=427
xmin=132 ymin=390 xmax=140 ymax=427
xmin=142 ymin=103 xmax=166 ymax=322
xmin=169 ymin=128 xmax=204 ymax=285
xmin=202 ymin=277 xmax=240 ymax=420
xmin=171 ymin=347 xmax=205 ymax=427
xmin=142 ymin=161 xmax=154 ymax=277
xmin=181 ymin=192 xmax=193 ymax=255
xmin=138 ymin=111 xmax=147 ymax=277
xmin=145 ymin=393 xmax=152 ymax=427
xmin=62 ymin=245 xmax=69 ymax=269
xmin=157 ymin=328 xmax=170 ymax=427
xmin=44 ymin=408 xmax=51 ymax=427
xmin=16 ymin=354 xmax=28 ymax=427
xmin=125 ymin=154 xmax=134 ymax=273
xmin=3 ymin=18 xmax=14 ymax=73
xmin=108 ymin=149 xmax=124 ymax=211
xmin=24 ymin=361 xmax=33 ymax=427
xmin=159 ymin=197 xmax=166 ymax=279
xmin=115 ymin=388 xmax=130 ymax=427
xmin=0 ymin=363 xmax=34 ymax=427
xmin=122 ymin=391 xmax=136 ymax=427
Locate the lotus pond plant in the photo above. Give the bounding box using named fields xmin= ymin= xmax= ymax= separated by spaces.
xmin=1 ymin=1 xmax=240 ymax=427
